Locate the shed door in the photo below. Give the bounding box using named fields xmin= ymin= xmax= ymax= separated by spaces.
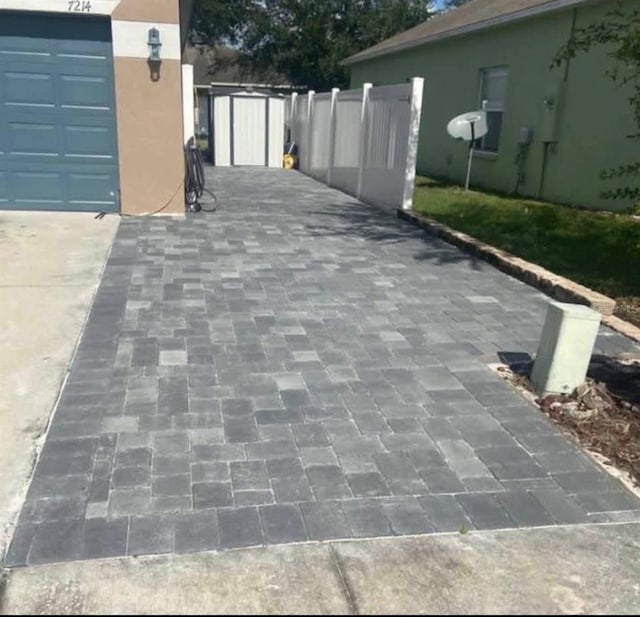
xmin=232 ymin=97 xmax=267 ymax=166
xmin=0 ymin=13 xmax=119 ymax=212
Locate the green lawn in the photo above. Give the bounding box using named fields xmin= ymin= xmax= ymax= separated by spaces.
xmin=412 ymin=177 xmax=640 ymax=326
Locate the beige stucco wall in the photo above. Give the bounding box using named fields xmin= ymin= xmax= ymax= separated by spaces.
xmin=113 ymin=0 xmax=179 ymax=23
xmin=113 ymin=57 xmax=185 ymax=215
xmin=112 ymin=0 xmax=185 ymax=215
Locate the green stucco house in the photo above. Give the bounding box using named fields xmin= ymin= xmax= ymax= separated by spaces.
xmin=345 ymin=0 xmax=636 ymax=211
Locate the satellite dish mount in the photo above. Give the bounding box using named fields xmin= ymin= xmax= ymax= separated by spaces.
xmin=446 ymin=111 xmax=488 ymax=191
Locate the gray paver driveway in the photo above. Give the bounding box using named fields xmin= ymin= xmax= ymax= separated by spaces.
xmin=6 ymin=167 xmax=640 ymax=566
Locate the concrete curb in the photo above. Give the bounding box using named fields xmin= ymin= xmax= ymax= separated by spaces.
xmin=602 ymin=314 xmax=640 ymax=344
xmin=396 ymin=210 xmax=640 ymax=341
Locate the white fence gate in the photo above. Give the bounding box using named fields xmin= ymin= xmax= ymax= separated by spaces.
xmin=288 ymin=78 xmax=423 ymax=211
xmin=213 ymin=93 xmax=285 ymax=167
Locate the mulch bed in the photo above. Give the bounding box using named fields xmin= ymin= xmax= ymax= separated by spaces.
xmin=495 ymin=355 xmax=640 ymax=488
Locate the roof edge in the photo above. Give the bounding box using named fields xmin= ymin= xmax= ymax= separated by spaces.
xmin=343 ymin=0 xmax=591 ymax=66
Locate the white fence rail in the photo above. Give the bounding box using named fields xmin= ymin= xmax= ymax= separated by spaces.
xmin=288 ymin=78 xmax=423 ymax=211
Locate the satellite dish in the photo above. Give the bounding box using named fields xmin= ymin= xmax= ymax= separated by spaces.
xmin=446 ymin=110 xmax=488 ymax=190
xmin=447 ymin=111 xmax=488 ymax=141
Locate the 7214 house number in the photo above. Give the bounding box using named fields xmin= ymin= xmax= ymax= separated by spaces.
xmin=68 ymin=1 xmax=92 ymax=12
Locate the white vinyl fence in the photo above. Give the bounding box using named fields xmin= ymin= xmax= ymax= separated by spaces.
xmin=288 ymin=78 xmax=423 ymax=211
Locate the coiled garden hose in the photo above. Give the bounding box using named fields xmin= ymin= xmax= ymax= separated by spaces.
xmin=185 ymin=137 xmax=218 ymax=213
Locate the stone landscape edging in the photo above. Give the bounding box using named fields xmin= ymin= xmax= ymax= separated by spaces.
xmin=397 ymin=208 xmax=640 ymax=343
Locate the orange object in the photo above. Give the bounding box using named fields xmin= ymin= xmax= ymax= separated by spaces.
xmin=283 ymin=153 xmax=297 ymax=169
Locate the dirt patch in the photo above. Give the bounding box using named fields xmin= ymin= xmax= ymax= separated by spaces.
xmin=491 ymin=355 xmax=640 ymax=490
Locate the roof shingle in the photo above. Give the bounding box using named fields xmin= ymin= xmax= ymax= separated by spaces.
xmin=344 ymin=0 xmax=592 ymax=65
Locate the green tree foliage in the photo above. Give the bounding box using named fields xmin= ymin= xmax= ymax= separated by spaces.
xmin=190 ymin=0 xmax=248 ymax=44
xmin=190 ymin=0 xmax=434 ymax=90
xmin=554 ymin=2 xmax=640 ymax=206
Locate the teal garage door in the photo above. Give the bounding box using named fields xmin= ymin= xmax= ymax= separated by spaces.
xmin=0 ymin=13 xmax=119 ymax=212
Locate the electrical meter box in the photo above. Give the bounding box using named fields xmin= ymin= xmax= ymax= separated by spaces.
xmin=518 ymin=127 xmax=533 ymax=145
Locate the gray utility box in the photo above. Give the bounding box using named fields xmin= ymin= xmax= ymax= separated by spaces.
xmin=531 ymin=301 xmax=601 ymax=397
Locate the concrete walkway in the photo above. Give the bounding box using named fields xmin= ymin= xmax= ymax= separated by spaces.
xmin=3 ymin=168 xmax=640 ymax=569
xmin=3 ymin=523 xmax=640 ymax=614
xmin=0 ymin=212 xmax=119 ymax=556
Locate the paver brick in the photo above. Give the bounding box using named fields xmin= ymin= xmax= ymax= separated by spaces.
xmin=28 ymin=519 xmax=84 ymax=565
xmin=572 ymin=489 xmax=640 ymax=514
xmin=346 ymin=472 xmax=391 ymax=498
xmin=530 ymin=489 xmax=589 ymax=525
xmin=83 ymin=517 xmax=129 ymax=560
xmin=128 ymin=515 xmax=174 ymax=556
xmin=456 ymin=493 xmax=516 ymax=530
xmin=436 ymin=440 xmax=493 ymax=479
xmin=19 ymin=496 xmax=86 ymax=525
xmin=259 ymin=504 xmax=308 ymax=544
xmin=495 ymin=490 xmax=555 ymax=527
xmin=13 ymin=166 xmax=640 ymax=567
xmin=246 ymin=439 xmax=298 ymax=460
xmin=381 ymin=497 xmax=435 ymax=535
xmin=191 ymin=444 xmax=244 ymax=462
xmin=342 ymin=499 xmax=393 ymax=537
xmin=193 ymin=482 xmax=233 ymax=509
xmin=271 ymin=477 xmax=314 ymax=502
xmin=291 ymin=423 xmax=330 ymax=447
xmin=231 ymin=460 xmax=270 ymax=489
xmin=115 ymin=447 xmax=152 ymax=468
xmin=112 ymin=466 xmax=151 ymax=488
xmin=300 ymin=502 xmax=351 ymax=541
xmin=108 ymin=487 xmax=151 ymax=517
xmin=4 ymin=525 xmax=36 ymax=567
xmin=234 ymin=490 xmax=275 ymax=506
xmin=174 ymin=511 xmax=219 ymax=553
xmin=218 ymin=506 xmax=263 ymax=548
xmin=417 ymin=494 xmax=473 ymax=532
xmin=152 ymin=474 xmax=191 ymax=497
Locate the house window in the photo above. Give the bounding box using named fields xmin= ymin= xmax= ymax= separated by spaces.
xmin=477 ymin=67 xmax=508 ymax=152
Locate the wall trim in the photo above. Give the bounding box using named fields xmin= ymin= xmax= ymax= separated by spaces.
xmin=112 ymin=20 xmax=181 ymax=59
xmin=0 ymin=0 xmax=119 ymax=15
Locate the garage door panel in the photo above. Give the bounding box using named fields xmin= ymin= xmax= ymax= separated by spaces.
xmin=0 ymin=170 xmax=7 ymax=203
xmin=67 ymin=171 xmax=116 ymax=206
xmin=10 ymin=171 xmax=62 ymax=204
xmin=64 ymin=125 xmax=113 ymax=158
xmin=60 ymin=75 xmax=112 ymax=109
xmin=5 ymin=72 xmax=56 ymax=107
xmin=7 ymin=122 xmax=58 ymax=157
xmin=55 ymin=40 xmax=111 ymax=60
xmin=0 ymin=34 xmax=50 ymax=57
xmin=0 ymin=12 xmax=119 ymax=212
xmin=2 ymin=165 xmax=117 ymax=211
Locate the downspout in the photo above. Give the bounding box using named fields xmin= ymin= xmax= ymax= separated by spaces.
xmin=537 ymin=7 xmax=577 ymax=199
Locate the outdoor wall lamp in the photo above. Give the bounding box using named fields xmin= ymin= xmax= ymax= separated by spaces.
xmin=148 ymin=27 xmax=162 ymax=61
xmin=147 ymin=27 xmax=162 ymax=81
